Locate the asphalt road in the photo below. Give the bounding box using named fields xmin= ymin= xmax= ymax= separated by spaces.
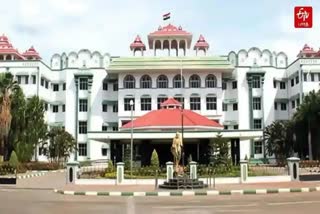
xmin=1 ymin=187 xmax=320 ymax=214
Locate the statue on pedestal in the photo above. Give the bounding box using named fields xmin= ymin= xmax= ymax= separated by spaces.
xmin=171 ymin=132 xmax=183 ymax=174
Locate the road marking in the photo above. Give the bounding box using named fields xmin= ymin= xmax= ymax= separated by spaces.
xmin=85 ymin=191 xmax=97 ymax=196
xmin=268 ymin=200 xmax=320 ymax=206
xmin=153 ymin=203 xmax=258 ymax=209
xmin=278 ymin=188 xmax=290 ymax=193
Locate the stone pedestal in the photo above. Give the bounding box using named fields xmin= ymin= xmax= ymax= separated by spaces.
xmin=166 ymin=161 xmax=173 ymax=181
xmin=240 ymin=160 xmax=248 ymax=183
xmin=189 ymin=161 xmax=197 ymax=179
xmin=66 ymin=161 xmax=79 ymax=184
xmin=287 ymin=157 xmax=300 ymax=181
xmin=116 ymin=162 xmax=124 ymax=184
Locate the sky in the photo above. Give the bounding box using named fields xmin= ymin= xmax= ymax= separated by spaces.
xmin=0 ymin=0 xmax=319 ymax=63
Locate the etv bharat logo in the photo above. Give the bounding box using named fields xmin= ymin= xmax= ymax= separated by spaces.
xmin=295 ymin=6 xmax=313 ymax=28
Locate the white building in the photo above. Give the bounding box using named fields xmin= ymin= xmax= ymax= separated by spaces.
xmin=1 ymin=23 xmax=320 ymax=165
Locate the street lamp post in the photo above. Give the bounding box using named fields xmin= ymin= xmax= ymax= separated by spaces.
xmin=130 ymin=99 xmax=134 ymax=177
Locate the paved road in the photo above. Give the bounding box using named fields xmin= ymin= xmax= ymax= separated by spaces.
xmin=1 ymin=188 xmax=320 ymax=213
xmin=1 ymin=172 xmax=320 ymax=213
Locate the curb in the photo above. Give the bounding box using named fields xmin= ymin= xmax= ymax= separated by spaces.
xmin=54 ymin=186 xmax=320 ymax=197
xmin=17 ymin=169 xmax=65 ymax=180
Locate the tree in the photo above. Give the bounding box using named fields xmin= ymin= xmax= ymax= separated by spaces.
xmin=9 ymin=151 xmax=19 ymax=170
xmin=45 ymin=127 xmax=76 ymax=164
xmin=150 ymin=149 xmax=159 ymax=169
xmin=293 ymin=90 xmax=320 ymax=160
xmin=209 ymin=133 xmax=231 ymax=171
xmin=264 ymin=120 xmax=294 ymax=164
xmin=0 ymin=72 xmax=18 ymax=161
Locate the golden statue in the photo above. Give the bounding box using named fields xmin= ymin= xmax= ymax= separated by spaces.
xmin=171 ymin=132 xmax=183 ymax=174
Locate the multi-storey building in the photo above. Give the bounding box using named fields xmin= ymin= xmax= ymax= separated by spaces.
xmin=1 ymin=22 xmax=320 ymax=165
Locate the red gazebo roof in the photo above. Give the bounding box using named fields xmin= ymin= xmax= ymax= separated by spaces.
xmin=0 ymin=34 xmax=25 ymax=59
xmin=130 ymin=35 xmax=146 ymax=51
xmin=194 ymin=35 xmax=209 ymax=50
xmin=149 ymin=24 xmax=192 ymax=36
xmin=297 ymin=44 xmax=317 ymax=57
xmin=122 ymin=98 xmax=222 ymax=130
xmin=22 ymin=46 xmax=42 ymax=59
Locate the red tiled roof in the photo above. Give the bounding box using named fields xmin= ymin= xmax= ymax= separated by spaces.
xmin=0 ymin=34 xmax=25 ymax=59
xmin=194 ymin=35 xmax=209 ymax=49
xmin=22 ymin=46 xmax=42 ymax=59
xmin=130 ymin=35 xmax=146 ymax=50
xmin=121 ymin=108 xmax=222 ymax=129
xmin=149 ymin=24 xmax=192 ymax=36
xmin=160 ymin=97 xmax=182 ymax=107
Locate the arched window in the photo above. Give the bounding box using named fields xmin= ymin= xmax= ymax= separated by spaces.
xmin=123 ymin=75 xmax=135 ymax=89
xmin=205 ymin=74 xmax=217 ymax=88
xmin=157 ymin=75 xmax=168 ymax=88
xmin=189 ymin=74 xmax=201 ymax=88
xmin=173 ymin=74 xmax=185 ymax=88
xmin=140 ymin=75 xmax=152 ymax=88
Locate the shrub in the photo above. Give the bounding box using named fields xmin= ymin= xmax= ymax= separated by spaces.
xmin=20 ymin=162 xmax=61 ymax=171
xmin=9 ymin=151 xmax=19 ymax=169
xmin=150 ymin=149 xmax=159 ymax=169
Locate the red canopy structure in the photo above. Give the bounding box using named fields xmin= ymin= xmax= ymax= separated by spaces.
xmin=121 ymin=98 xmax=222 ymax=130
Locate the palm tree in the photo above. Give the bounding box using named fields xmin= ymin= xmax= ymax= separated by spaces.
xmin=0 ymin=72 xmax=18 ymax=161
xmin=293 ymin=90 xmax=320 ymax=160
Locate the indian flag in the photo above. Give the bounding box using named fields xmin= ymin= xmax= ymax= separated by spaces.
xmin=163 ymin=12 xmax=171 ymax=20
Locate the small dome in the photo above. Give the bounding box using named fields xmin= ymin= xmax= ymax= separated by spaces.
xmin=130 ymin=35 xmax=146 ymax=51
xmin=0 ymin=34 xmax=8 ymax=42
xmin=194 ymin=34 xmax=209 ymax=50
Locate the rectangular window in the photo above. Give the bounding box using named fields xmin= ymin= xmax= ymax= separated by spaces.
xmin=79 ymin=99 xmax=88 ymax=112
xmin=190 ymin=97 xmax=201 ymax=110
xmin=41 ymin=78 xmax=44 ymax=86
xmin=280 ymin=103 xmax=287 ymax=111
xmin=113 ymin=82 xmax=118 ymax=91
xmin=79 ymin=78 xmax=88 ymax=90
xmin=252 ymin=76 xmax=261 ymax=88
xmin=273 ymin=80 xmax=276 ymax=88
xmin=124 ymin=98 xmax=135 ymax=111
xmin=25 ymin=76 xmax=29 ymax=84
xmin=291 ymin=100 xmax=295 ymax=109
xmin=112 ymin=126 xmax=118 ymax=131
xmin=63 ymin=83 xmax=66 ymax=90
xmin=224 ymin=125 xmax=228 ymax=130
xmin=232 ymin=81 xmax=237 ymax=89
xmin=253 ymin=119 xmax=262 ymax=129
xmin=222 ymin=81 xmax=227 ymax=90
xmin=318 ymin=73 xmax=320 ymax=81
xmin=53 ymin=84 xmax=59 ymax=91
xmin=253 ymin=97 xmax=261 ymax=110
xmin=102 ymin=125 xmax=108 ymax=131
xmin=311 ymin=73 xmax=315 ymax=81
xmin=113 ymin=104 xmax=118 ymax=113
xmin=103 ymin=82 xmax=108 ymax=90
xmin=79 ymin=121 xmax=87 ymax=134
xmin=102 ymin=148 xmax=108 ymax=156
xmin=141 ymin=98 xmax=152 ymax=111
xmin=45 ymin=81 xmax=49 ymax=89
xmin=274 ymin=102 xmax=277 ymax=110
xmin=62 ymin=104 xmax=65 ymax=112
xmin=222 ymin=103 xmax=228 ymax=111
xmin=102 ymin=104 xmax=108 ymax=112
xmin=297 ymin=98 xmax=300 ymax=106
xmin=78 ymin=143 xmax=87 ymax=156
xmin=32 ymin=75 xmax=36 ymax=84
xmin=254 ymin=141 xmax=263 ymax=154
xmin=206 ymin=97 xmax=217 ymax=110
xmin=157 ymin=97 xmax=168 ymax=109
xmin=17 ymin=76 xmax=22 ymax=84
xmin=304 ymin=73 xmax=307 ymax=81
xmin=44 ymin=103 xmax=48 ymax=111
xmin=280 ymin=82 xmax=286 ymax=89
xmin=233 ymin=103 xmax=238 ymax=111
xmin=234 ymin=125 xmax=239 ymax=130
xmin=295 ymin=75 xmax=299 ymax=84
xmin=291 ymin=78 xmax=294 ymax=87
xmin=52 ymin=105 xmax=58 ymax=113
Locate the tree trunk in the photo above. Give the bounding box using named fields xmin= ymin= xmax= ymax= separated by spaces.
xmin=308 ymin=118 xmax=313 ymax=160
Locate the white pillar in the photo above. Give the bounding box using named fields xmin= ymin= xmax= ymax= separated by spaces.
xmin=190 ymin=161 xmax=197 ymax=179
xmin=240 ymin=160 xmax=248 ymax=183
xmin=66 ymin=161 xmax=79 ymax=184
xmin=166 ymin=161 xmax=173 ymax=181
xmin=287 ymin=157 xmax=300 ymax=181
xmin=116 ymin=162 xmax=125 ymax=184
